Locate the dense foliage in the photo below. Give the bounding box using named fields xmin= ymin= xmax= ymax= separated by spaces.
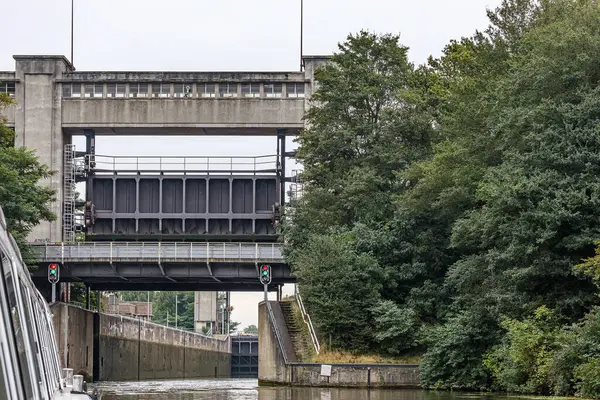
xmin=284 ymin=0 xmax=600 ymax=396
xmin=244 ymin=324 xmax=258 ymax=334
xmin=0 ymin=93 xmax=55 ymax=262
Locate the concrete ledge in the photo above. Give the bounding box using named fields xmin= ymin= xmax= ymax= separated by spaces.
xmin=288 ymin=363 xmax=419 ymax=388
xmin=259 ymin=363 xmax=420 ymax=388
xmin=258 ymin=301 xmax=421 ymax=388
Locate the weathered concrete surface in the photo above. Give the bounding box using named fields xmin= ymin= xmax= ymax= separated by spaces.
xmin=258 ymin=302 xmax=290 ymax=383
xmin=4 ymin=54 xmax=331 ymax=242
xmin=51 ymin=303 xmax=231 ymax=382
xmin=285 ymin=363 xmax=420 ymax=388
xmin=99 ymin=312 xmax=231 ymax=381
xmin=59 ymin=71 xmax=308 ymax=136
xmin=258 ymin=301 xmax=420 ymax=388
xmin=13 ymin=55 xmax=74 ymax=242
xmin=61 ymin=98 xmax=305 ymax=135
xmin=51 ymin=303 xmax=94 ymax=381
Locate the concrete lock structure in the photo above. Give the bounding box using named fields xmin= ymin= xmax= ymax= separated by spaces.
xmin=0 ymin=54 xmax=331 ymax=293
xmin=51 ymin=302 xmax=231 ymax=382
xmin=0 ymin=54 xmax=330 ymax=245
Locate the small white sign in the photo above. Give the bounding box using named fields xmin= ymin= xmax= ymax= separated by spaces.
xmin=320 ymin=364 xmax=332 ymax=377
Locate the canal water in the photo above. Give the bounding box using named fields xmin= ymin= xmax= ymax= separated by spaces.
xmin=96 ymin=378 xmax=530 ymax=400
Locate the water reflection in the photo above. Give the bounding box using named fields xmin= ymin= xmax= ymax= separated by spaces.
xmin=97 ymin=379 xmax=526 ymax=400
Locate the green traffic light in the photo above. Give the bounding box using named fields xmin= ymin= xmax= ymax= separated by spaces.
xmin=50 ymin=270 xmax=56 ymax=275
xmin=262 ymin=271 xmax=268 ymax=276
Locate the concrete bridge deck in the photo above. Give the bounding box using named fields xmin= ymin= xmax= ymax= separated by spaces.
xmin=30 ymin=242 xmax=291 ymax=291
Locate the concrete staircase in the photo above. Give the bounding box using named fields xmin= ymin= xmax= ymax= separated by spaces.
xmin=279 ymin=300 xmax=313 ymax=362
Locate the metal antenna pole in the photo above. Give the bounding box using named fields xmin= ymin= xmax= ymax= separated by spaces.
xmin=300 ymin=0 xmax=304 ymax=71
xmin=71 ymin=0 xmax=74 ymax=65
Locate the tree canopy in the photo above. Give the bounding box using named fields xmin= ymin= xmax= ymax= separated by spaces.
xmin=244 ymin=324 xmax=258 ymax=335
xmin=284 ymin=0 xmax=600 ymax=396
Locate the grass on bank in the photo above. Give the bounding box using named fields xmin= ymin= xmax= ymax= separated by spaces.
xmin=311 ymin=350 xmax=421 ymax=365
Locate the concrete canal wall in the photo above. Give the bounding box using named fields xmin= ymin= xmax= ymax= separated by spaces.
xmin=52 ymin=303 xmax=94 ymax=381
xmin=258 ymin=302 xmax=421 ymax=388
xmin=51 ymin=303 xmax=231 ymax=382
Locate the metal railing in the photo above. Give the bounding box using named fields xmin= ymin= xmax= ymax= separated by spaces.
xmin=296 ymin=290 xmax=321 ymax=355
xmin=29 ymin=242 xmax=284 ymax=263
xmin=266 ymin=301 xmax=289 ymax=364
xmin=87 ymin=154 xmax=278 ymax=174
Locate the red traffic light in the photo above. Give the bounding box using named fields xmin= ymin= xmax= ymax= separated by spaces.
xmin=48 ymin=263 xmax=59 ymax=283
xmin=262 ymin=265 xmax=268 ymax=270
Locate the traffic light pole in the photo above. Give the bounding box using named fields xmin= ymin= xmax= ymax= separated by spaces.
xmin=260 ymin=264 xmax=271 ymax=302
xmin=48 ymin=263 xmax=59 ymax=302
xmin=264 ymin=283 xmax=268 ymax=302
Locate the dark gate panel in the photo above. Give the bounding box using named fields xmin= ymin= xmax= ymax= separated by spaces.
xmin=231 ymin=335 xmax=258 ymax=378
xmin=185 ymin=179 xmax=206 ymax=213
xmin=256 ymin=179 xmax=276 ymax=211
xmin=209 ymin=179 xmax=229 ymax=213
xmin=93 ymin=179 xmax=113 ymax=211
xmin=139 ymin=179 xmax=160 ymax=213
xmin=115 ymin=179 xmax=136 ymax=213
xmin=162 ymin=179 xmax=183 ymax=213
xmin=88 ymin=174 xmax=277 ymax=240
xmin=232 ymin=179 xmax=253 ymax=213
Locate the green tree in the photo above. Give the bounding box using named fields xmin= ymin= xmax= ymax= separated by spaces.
xmin=69 ymin=283 xmax=100 ymax=310
xmin=284 ymin=1 xmax=600 ymax=394
xmin=421 ymin=0 xmax=600 ymax=389
xmin=244 ymin=324 xmax=258 ymax=334
xmin=292 ymin=232 xmax=383 ymax=352
xmin=284 ymin=30 xmax=438 ymax=353
xmin=229 ymin=321 xmax=240 ymax=334
xmin=484 ymin=306 xmax=561 ymax=394
xmin=151 ymin=292 xmax=195 ymax=330
xmin=0 ymin=93 xmax=55 ymax=263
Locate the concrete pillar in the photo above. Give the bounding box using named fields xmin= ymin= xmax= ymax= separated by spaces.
xmin=194 ymin=291 xmax=217 ymax=333
xmin=13 ymin=55 xmax=74 ymax=243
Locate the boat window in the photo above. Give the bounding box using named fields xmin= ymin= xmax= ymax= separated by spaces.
xmin=0 ymin=249 xmax=25 ymax=399
xmin=0 ymin=305 xmax=11 ymax=400
xmin=1 ymin=251 xmax=35 ymax=399
xmin=28 ymin=291 xmax=60 ymax=397
xmin=18 ymin=283 xmax=47 ymax=398
xmin=0 ymin=256 xmax=12 ymax=400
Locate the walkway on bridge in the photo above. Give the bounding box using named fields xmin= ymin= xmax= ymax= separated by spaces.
xmin=30 ymin=242 xmax=290 ymax=291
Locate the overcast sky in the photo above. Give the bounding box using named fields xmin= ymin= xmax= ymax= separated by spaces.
xmin=1 ymin=0 xmax=502 ymax=330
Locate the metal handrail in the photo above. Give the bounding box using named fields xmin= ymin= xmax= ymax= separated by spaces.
xmin=86 ymin=154 xmax=278 ymax=174
xmin=266 ymin=301 xmax=289 ymax=364
xmin=28 ymin=242 xmax=284 ymax=263
xmin=296 ymin=291 xmax=321 ymax=354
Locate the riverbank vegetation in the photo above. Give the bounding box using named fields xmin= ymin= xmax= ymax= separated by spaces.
xmin=283 ymin=0 xmax=600 ymax=397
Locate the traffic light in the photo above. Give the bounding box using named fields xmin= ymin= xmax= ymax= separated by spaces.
xmin=48 ymin=263 xmax=59 ymax=284
xmin=259 ymin=264 xmax=271 ymax=285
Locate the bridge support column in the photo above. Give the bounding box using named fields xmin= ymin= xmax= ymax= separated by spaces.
xmin=13 ymin=56 xmax=74 ymax=242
